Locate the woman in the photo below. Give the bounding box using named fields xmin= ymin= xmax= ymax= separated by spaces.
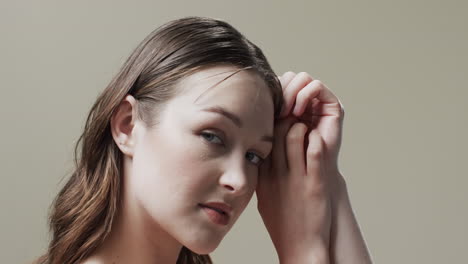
xmin=35 ymin=16 xmax=372 ymax=263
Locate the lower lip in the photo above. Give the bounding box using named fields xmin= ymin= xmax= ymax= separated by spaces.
xmin=199 ymin=205 xmax=229 ymax=226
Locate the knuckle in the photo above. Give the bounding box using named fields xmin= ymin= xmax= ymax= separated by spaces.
xmin=306 ymin=138 xmax=323 ymax=159
xmin=286 ymin=123 xmax=307 ymax=143
xmin=291 ymin=121 xmax=308 ymax=132
xmin=297 ymin=72 xmax=313 ymax=82
xmin=284 ymin=71 xmax=296 ymax=76
xmin=286 ymin=131 xmax=303 ymax=144
xmin=313 ymin=79 xmax=324 ymax=86
xmin=306 ymin=146 xmax=323 ymax=159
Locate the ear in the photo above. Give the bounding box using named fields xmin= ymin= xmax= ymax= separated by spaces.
xmin=110 ymin=94 xmax=139 ymax=157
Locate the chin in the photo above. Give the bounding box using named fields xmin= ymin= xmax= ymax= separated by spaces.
xmin=188 ymin=245 xmax=218 ymax=255
xmin=182 ymin=236 xmax=222 ymax=255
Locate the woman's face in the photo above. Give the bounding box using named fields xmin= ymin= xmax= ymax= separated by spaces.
xmin=126 ymin=65 xmax=275 ymax=254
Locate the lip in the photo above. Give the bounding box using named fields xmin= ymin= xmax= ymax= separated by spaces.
xmin=199 ymin=202 xmax=233 ymax=217
xmin=198 ymin=202 xmax=232 ymax=226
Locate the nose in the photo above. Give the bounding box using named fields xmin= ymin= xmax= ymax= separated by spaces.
xmin=219 ymin=158 xmax=251 ymax=197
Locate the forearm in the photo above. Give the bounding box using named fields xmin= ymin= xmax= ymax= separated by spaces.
xmin=329 ymin=175 xmax=373 ymax=264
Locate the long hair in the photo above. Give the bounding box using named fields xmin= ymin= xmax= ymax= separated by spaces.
xmin=34 ymin=16 xmax=284 ymax=264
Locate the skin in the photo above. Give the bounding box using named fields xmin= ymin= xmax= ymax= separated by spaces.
xmin=81 ymin=65 xmax=372 ymax=264
xmin=257 ymin=71 xmax=373 ymax=263
xmin=82 ymin=65 xmax=275 ymax=264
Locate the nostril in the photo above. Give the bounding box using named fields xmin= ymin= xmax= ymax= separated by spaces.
xmin=224 ymin=185 xmax=235 ymax=191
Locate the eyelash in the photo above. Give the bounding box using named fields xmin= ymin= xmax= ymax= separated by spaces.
xmin=200 ymin=131 xmax=265 ymax=166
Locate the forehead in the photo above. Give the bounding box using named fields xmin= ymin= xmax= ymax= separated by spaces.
xmin=179 ymin=66 xmax=273 ymax=113
xmin=170 ymin=65 xmax=274 ymax=131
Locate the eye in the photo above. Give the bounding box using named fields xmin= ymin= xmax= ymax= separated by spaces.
xmin=201 ymin=131 xmax=265 ymax=166
xmin=201 ymin=131 xmax=224 ymax=145
xmin=245 ymin=152 xmax=264 ymax=166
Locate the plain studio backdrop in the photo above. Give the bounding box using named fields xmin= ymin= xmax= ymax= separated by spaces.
xmin=1 ymin=1 xmax=466 ymax=263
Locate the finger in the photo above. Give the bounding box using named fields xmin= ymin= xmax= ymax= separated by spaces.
xmin=293 ymin=80 xmax=341 ymax=117
xmin=285 ymin=122 xmax=308 ymax=176
xmin=271 ymin=116 xmax=296 ymax=171
xmin=306 ymin=129 xmax=325 ymax=185
xmin=280 ymin=72 xmax=314 ymax=118
xmin=278 ymin=71 xmax=296 ymax=91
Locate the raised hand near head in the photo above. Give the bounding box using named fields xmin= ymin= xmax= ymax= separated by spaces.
xmin=256 ymin=72 xmax=346 ymax=263
xmin=279 ymin=72 xmax=345 ymax=176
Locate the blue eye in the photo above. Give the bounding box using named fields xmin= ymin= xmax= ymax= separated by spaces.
xmin=201 ymin=131 xmax=264 ymax=166
xmin=201 ymin=132 xmax=224 ymax=145
xmin=246 ymin=152 xmax=264 ymax=166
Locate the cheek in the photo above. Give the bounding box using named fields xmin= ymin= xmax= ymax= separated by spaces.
xmin=131 ymin=129 xmax=216 ymax=210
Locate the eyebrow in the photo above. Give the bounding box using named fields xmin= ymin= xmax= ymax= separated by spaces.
xmin=200 ymin=106 xmax=274 ymax=143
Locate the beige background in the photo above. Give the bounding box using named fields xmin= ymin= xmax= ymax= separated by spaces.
xmin=1 ymin=0 xmax=467 ymax=263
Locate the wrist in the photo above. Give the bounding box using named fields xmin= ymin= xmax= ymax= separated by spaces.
xmin=279 ymin=251 xmax=329 ymax=264
xmin=278 ymin=243 xmax=330 ymax=264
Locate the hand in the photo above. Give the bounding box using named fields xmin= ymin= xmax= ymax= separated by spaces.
xmin=279 ymin=72 xmax=345 ymax=177
xmin=256 ymin=71 xmax=345 ymax=263
xmin=257 ymin=116 xmax=332 ymax=263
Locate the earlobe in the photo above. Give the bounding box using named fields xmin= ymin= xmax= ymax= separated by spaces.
xmin=110 ymin=95 xmax=138 ymax=157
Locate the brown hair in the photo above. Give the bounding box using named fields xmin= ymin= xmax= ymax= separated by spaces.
xmin=34 ymin=16 xmax=284 ymax=264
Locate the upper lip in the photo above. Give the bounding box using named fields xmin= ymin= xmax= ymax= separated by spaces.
xmin=199 ymin=201 xmax=233 ymax=216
